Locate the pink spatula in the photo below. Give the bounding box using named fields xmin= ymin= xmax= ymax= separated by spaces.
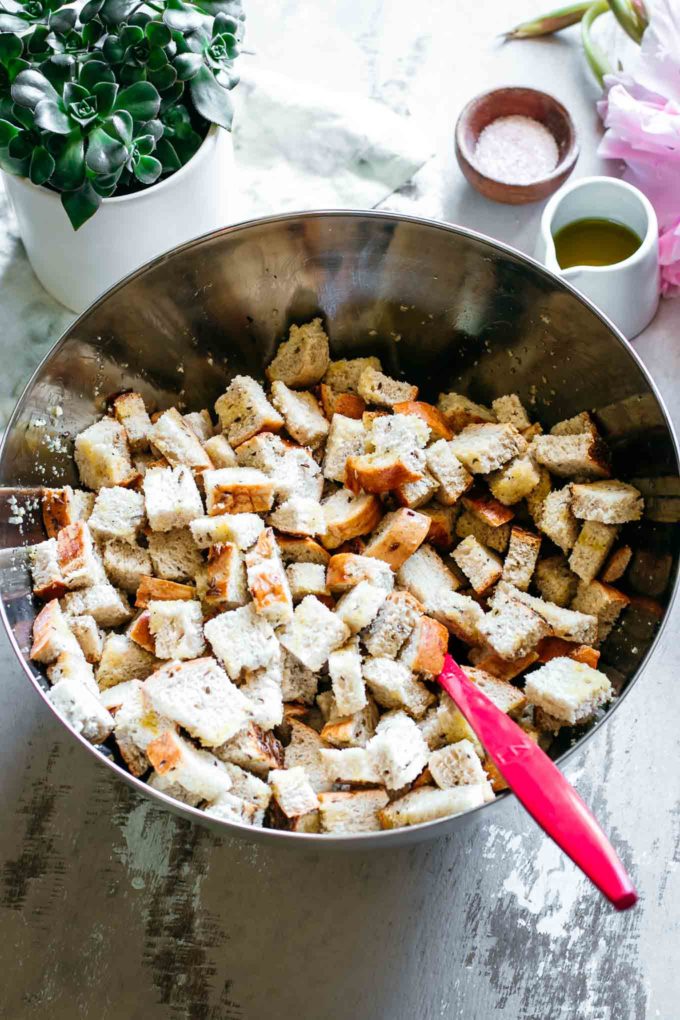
xmin=438 ymin=654 xmax=637 ymax=910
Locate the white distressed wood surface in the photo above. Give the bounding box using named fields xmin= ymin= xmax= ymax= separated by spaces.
xmin=2 ymin=2 xmax=679 ymax=1017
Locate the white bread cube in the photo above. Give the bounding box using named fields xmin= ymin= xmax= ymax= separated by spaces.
xmin=357 ymin=367 xmax=418 ymax=407
xmin=62 ymin=583 xmax=132 ymax=628
xmin=270 ymin=381 xmax=329 ymax=448
xmin=145 ymin=656 xmax=250 ymax=746
xmin=345 ymin=447 xmax=423 ymax=495
xmin=47 ymin=677 xmax=114 ymax=744
xmin=478 ymin=589 xmax=549 ymax=660
xmin=148 ymin=407 xmax=211 ymax=472
xmin=363 ymin=658 xmax=434 ymax=719
xmin=524 ymin=656 xmax=613 ymax=725
xmin=180 ymin=410 xmax=213 ymax=443
xmin=214 ymin=722 xmax=283 ymax=776
xmin=204 ymin=467 xmax=274 ymax=516
xmin=328 ymin=639 xmax=366 ymax=715
xmin=69 ymin=614 xmax=104 ymax=663
xmin=31 ymin=539 xmax=66 ymax=600
xmin=363 ymin=508 xmax=431 ymax=570
xmin=204 ymin=603 xmax=279 ymax=680
xmin=571 ymin=579 xmax=629 ymax=644
xmin=284 ymin=719 xmax=332 ymax=793
xmin=535 ymin=555 xmax=578 ymax=607
xmin=279 ymin=595 xmax=350 ymax=671
xmin=103 ymin=539 xmax=153 ymax=593
xmin=266 ymin=318 xmax=330 ymax=388
xmin=378 ymin=784 xmax=489 ymax=828
xmin=487 ymin=454 xmax=540 ymax=506
xmin=551 ymin=411 xmax=598 ymax=437
xmin=368 ymin=413 xmax=430 ymax=454
xmin=393 ymin=400 xmax=453 ymax=441
xmin=88 ymin=485 xmax=145 ymax=544
xmin=269 ymin=766 xmax=320 ymax=819
xmin=455 ymin=510 xmax=511 ymax=553
xmin=502 ymin=526 xmax=541 ymax=591
xmin=215 ymin=375 xmax=284 ymax=447
xmin=190 ymin=513 xmax=263 ymax=551
xmin=429 ymin=739 xmax=488 ymax=789
xmin=147 ymin=528 xmax=203 ymax=581
xmin=531 ymin=433 xmax=610 ymax=479
xmin=322 ymin=414 xmax=367 ymax=483
xmin=451 ymin=535 xmax=502 ymax=595
xmin=394 ymin=469 xmax=440 ymax=509
xmin=318 ymin=789 xmax=389 ymax=833
xmin=110 ymin=680 xmax=176 ymax=775
xmin=362 ymin=590 xmax=423 ymax=659
xmin=449 ymin=423 xmax=527 ymax=474
xmin=204 ymin=433 xmax=237 ymax=469
xmin=235 ymin=431 xmax=288 ymax=473
xmin=465 ymin=666 xmax=526 ymax=716
xmin=569 ymin=521 xmax=618 ymax=582
xmin=203 ymin=793 xmax=261 ymax=827
xmin=147 ymin=730 xmax=233 ymax=804
xmin=143 ymin=464 xmax=203 ymax=532
xmin=492 ymin=394 xmax=531 ymax=430
xmin=245 ymin=526 xmax=293 ymax=625
xmin=96 ymin=632 xmax=159 ymax=689
xmin=240 ymin=657 xmax=284 ymax=731
xmin=46 ymin=649 xmax=97 ymax=694
xmin=321 ymin=489 xmax=382 ymax=549
xmin=41 ymin=485 xmax=94 ymax=538
xmin=148 ymin=600 xmax=205 ymax=660
xmin=222 ymin=762 xmax=272 ymax=809
xmin=539 ymin=487 xmax=580 ymax=553
xmin=570 ymin=480 xmax=643 ymax=523
xmin=367 ymin=711 xmax=428 ymax=789
xmin=113 ymin=392 xmax=152 ymax=452
xmin=326 ymin=553 xmax=394 ymax=595
xmin=237 ymin=433 xmax=323 ymax=502
xmin=75 ymin=417 xmax=133 ymax=490
xmin=57 ymin=520 xmax=104 ymax=590
xmin=286 ymin=562 xmax=329 ymax=602
xmin=281 ymin=649 xmax=319 ymax=704
xmin=496 ymin=581 xmax=597 ymax=644
xmin=320 ymin=700 xmax=379 ymax=749
xmin=30 ymin=599 xmax=82 ymax=663
xmin=268 ymin=496 xmax=324 ymax=537
xmin=437 ymin=392 xmax=495 ymax=431
xmin=335 ymin=581 xmax=387 ymax=633
xmin=320 ymin=747 xmax=381 ymax=785
xmin=398 ymin=616 xmax=448 ymax=677
xmin=395 ymin=543 xmax=461 ymax=600
xmin=324 ymin=356 xmax=382 ymax=394
xmin=205 ymin=543 xmax=248 ymax=609
xmin=425 ymin=440 xmax=473 ymax=504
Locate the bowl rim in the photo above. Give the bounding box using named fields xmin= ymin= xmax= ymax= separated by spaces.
xmin=2 ymin=207 xmax=678 ymax=848
xmin=454 ymin=85 xmax=580 ymax=192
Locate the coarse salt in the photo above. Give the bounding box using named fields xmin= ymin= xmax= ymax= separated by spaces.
xmin=473 ymin=115 xmax=558 ymax=185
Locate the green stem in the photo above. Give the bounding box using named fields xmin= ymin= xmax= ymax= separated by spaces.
xmin=581 ymin=0 xmax=613 ymax=86
xmin=608 ymin=0 xmax=647 ymax=43
xmin=503 ymin=1 xmax=592 ymax=39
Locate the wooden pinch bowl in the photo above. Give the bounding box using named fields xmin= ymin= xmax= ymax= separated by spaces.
xmin=455 ymin=86 xmax=579 ymax=205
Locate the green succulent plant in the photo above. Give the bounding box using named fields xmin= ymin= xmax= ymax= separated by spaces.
xmin=0 ymin=0 xmax=244 ymax=228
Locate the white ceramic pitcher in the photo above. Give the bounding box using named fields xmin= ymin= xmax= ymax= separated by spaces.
xmin=536 ymin=176 xmax=659 ymax=339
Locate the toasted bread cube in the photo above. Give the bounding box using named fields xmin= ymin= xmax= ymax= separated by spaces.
xmin=69 ymin=614 xmax=104 ymax=664
xmin=323 ymin=356 xmax=382 ymax=394
xmin=502 ymin=526 xmax=541 ymax=591
xmin=96 ymin=633 xmax=158 ymax=689
xmin=550 ymin=411 xmax=599 ymax=437
xmin=397 ymin=544 xmax=483 ymax=644
xmin=205 ymin=543 xmax=248 ymax=609
xmin=571 ymin=579 xmax=630 ymax=644
xmin=363 ymin=658 xmax=434 ymax=719
xmin=215 ymin=375 xmax=284 ymax=447
xmin=321 ymin=489 xmax=382 ymax=549
xmin=322 ymin=414 xmax=367 ymax=483
xmin=245 ymin=527 xmax=293 ymax=625
xmin=531 ymin=433 xmax=610 ymax=479
xmin=57 ymin=520 xmax=103 ymax=590
xmin=467 ymin=647 xmax=539 ymax=682
xmin=363 ymin=508 xmax=430 ymax=570
xmin=318 ymin=789 xmax=389 ymax=833
xmin=465 ymin=666 xmax=527 ymax=716
xmin=189 ymin=513 xmax=263 ymax=551
xmin=143 ymin=464 xmax=203 ymax=532
xmin=394 ymin=401 xmax=453 ymax=441
xmin=147 ymin=731 xmax=233 ymax=803
xmin=109 ymin=680 xmax=175 ymax=775
xmin=478 ymin=590 xmax=550 ymax=660
xmin=46 ymin=649 xmax=97 ymax=694
xmin=536 ymin=637 xmax=600 ymax=669
xmin=127 ymin=610 xmax=157 ymax=654
xmin=235 ymin=435 xmax=323 ymax=502
xmin=496 ymin=581 xmax=597 ymax=644
xmin=148 ymin=600 xmax=205 ymax=660
xmin=524 ymin=657 xmax=613 ymax=725
xmin=429 ymin=739 xmax=488 ymax=789
xmin=203 ymin=433 xmax=237 ymax=470
xmin=204 ymin=602 xmax=278 ymax=680
xmin=266 ymin=318 xmax=330 ymax=388
xmin=270 ymin=381 xmax=329 ymax=448
xmin=240 ymin=655 xmax=284 ymax=731
xmin=394 ymin=469 xmax=440 ymax=509
xmin=455 ymin=509 xmax=511 ymax=553
xmin=145 ymin=657 xmax=250 ymax=746
xmin=88 ymin=486 xmax=145 ymax=544
xmin=491 ymin=393 xmax=531 ymax=430
xmin=31 ymin=539 xmax=67 ymax=600
xmin=525 ymin=465 xmax=553 ymax=527
xmin=535 ymin=555 xmax=578 ymax=607
xmin=47 ymin=677 xmax=114 ymax=744
xmin=41 ymin=485 xmax=95 ymax=538
xmin=487 ymin=454 xmax=541 ymax=506
xmin=281 ymin=649 xmax=319 ymax=704
xmin=424 ymin=440 xmax=473 ymax=504
xmin=601 ymin=545 xmax=632 ymax=584
xmin=320 ymin=700 xmax=379 ymax=748
xmin=378 ymin=784 xmax=489 ymax=828
xmin=147 ymin=407 xmax=212 ymax=473
xmin=367 ymin=712 xmax=429 ymax=789
xmin=319 ymin=384 xmax=366 ymax=420
xmin=461 ymin=492 xmax=514 ymax=527
xmin=357 ymin=367 xmax=418 ymax=408
xmin=135 ymin=576 xmax=196 ymax=608
xmin=215 ymin=722 xmax=283 ymax=776
xmin=75 ymin=417 xmax=133 ymax=490
xmin=320 ymin=747 xmax=381 ymax=785
xmin=399 ymin=616 xmax=448 ymax=676
xmin=450 ymin=423 xmax=527 ymax=474
xmin=419 ymin=503 xmax=459 ymax=551
xmin=327 ymin=639 xmax=366 ymax=716
xmin=452 ymin=535 xmax=503 ymax=595
xmin=437 ymin=393 xmax=495 ymax=432
xmin=362 ymin=590 xmax=423 ymax=659
xmin=570 ymin=480 xmax=643 ymax=524
xmin=539 ymin=487 xmax=580 ymax=554
xmin=269 ymin=766 xmax=320 ymax=821
xmin=102 ymin=540 xmax=151 ymax=594
xmin=345 ymin=450 xmax=422 ymax=494
xmin=113 ymin=392 xmax=152 ymax=452
xmin=283 ymin=719 xmax=331 ymax=793
xmin=569 ymin=521 xmax=618 ymax=583
xmin=326 ymin=553 xmax=394 ymax=595
xmin=286 ymin=562 xmax=329 ymax=602
xmin=62 ymin=583 xmax=132 ymax=628
xmin=268 ymin=497 xmax=324 ymax=537
xmin=279 ymin=595 xmax=350 ymax=671
xmin=204 ymin=467 xmax=274 ymax=516
xmin=335 ymin=581 xmax=387 ymax=634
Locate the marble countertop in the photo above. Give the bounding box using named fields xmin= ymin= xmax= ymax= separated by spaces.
xmin=1 ymin=2 xmax=679 ymax=1018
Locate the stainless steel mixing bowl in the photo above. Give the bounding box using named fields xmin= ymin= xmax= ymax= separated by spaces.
xmin=1 ymin=210 xmax=678 ymax=849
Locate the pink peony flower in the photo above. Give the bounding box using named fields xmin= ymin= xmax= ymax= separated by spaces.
xmin=598 ymin=1 xmax=680 ymax=296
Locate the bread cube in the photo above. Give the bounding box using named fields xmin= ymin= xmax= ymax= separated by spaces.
xmin=425 ymin=440 xmax=473 ymax=504
xmin=190 ymin=512 xmax=263 ymax=551
xmin=268 ymin=496 xmax=325 ymax=537
xmin=357 ymin=367 xmax=418 ymax=407
xmin=394 ymin=400 xmax=453 ymax=441
xmin=465 ymin=666 xmax=526 ymax=716
xmin=47 ymin=677 xmax=114 ymax=744
xmin=145 ymin=657 xmax=250 ymax=746
xmin=143 ymin=464 xmax=203 ymax=532
xmin=418 ymin=503 xmax=459 ymax=551
xmin=571 ymin=579 xmax=630 ymax=644
xmin=147 ymin=528 xmax=203 ymax=581
xmin=148 ymin=407 xmax=212 ymax=473
xmin=69 ymin=614 xmax=104 ymax=664
xmin=535 ymin=555 xmax=578 ymax=607
xmin=135 ymin=576 xmax=196 ymax=609
xmin=204 ymin=433 xmax=237 ymax=469
xmin=335 ymin=581 xmax=387 ymax=633
xmin=502 ymin=526 xmax=541 ymax=591
xmin=30 ymin=600 xmax=81 ymax=663
xmin=269 ymin=766 xmax=319 ymax=822
xmin=108 ymin=680 xmax=174 ymax=775
xmin=397 ymin=544 xmax=483 ymax=644
xmin=31 ymin=539 xmax=67 ymax=600
xmin=57 ymin=520 xmax=103 ymax=590
xmin=525 ymin=466 xmax=553 ymax=526
xmin=328 ymin=639 xmax=366 ymax=716
xmin=394 ymin=469 xmax=440 ymax=509
xmin=204 ymin=602 xmax=278 ymax=680
xmin=277 ymin=535 xmax=330 ymax=566
xmin=205 ymin=542 xmax=248 ymax=609
xmin=346 ymin=450 xmax=422 ymax=495
xmin=437 ymin=694 xmax=483 ymax=755
xmin=531 ymin=433 xmax=610 ymax=479
xmin=147 ymin=731 xmax=233 ymax=804
xmin=537 ymin=637 xmax=600 ymax=670
xmin=437 ymin=392 xmax=495 ymax=432
xmin=103 ymin=539 xmax=153 ymax=593
xmin=452 ymin=535 xmax=502 ymax=595
xmin=204 ymin=467 xmax=274 ymax=516
xmin=326 ymin=553 xmax=393 ymax=595
xmin=601 ymin=545 xmax=633 ymax=584
xmin=323 ymin=356 xmax=382 ymax=394
xmin=399 ymin=616 xmax=448 ymax=676
xmin=240 ymin=656 xmax=284 ymax=731
xmin=279 ymin=595 xmax=350 ymax=671
xmin=286 ymin=562 xmax=329 ymax=602
xmin=455 ymin=509 xmax=511 ymax=553
xmin=215 ymin=722 xmax=283 ymax=776
xmin=478 ymin=589 xmax=549 ymax=660
xmin=496 ymin=581 xmax=597 ymax=644
xmin=62 ymin=583 xmax=132 ymax=628
xmin=245 ymin=527 xmax=293 ymax=626
xmin=378 ymin=784 xmax=489 ymax=828
xmin=363 ymin=658 xmax=434 ymax=718
xmin=524 ymin=657 xmax=613 ymax=725
xmin=550 ymin=411 xmax=599 ymax=438
xmin=215 ymin=375 xmax=284 ymax=447
xmin=88 ymin=486 xmax=145 ymax=544
xmin=362 ymin=590 xmax=423 ymax=659
xmin=492 ymin=393 xmax=531 ymax=430
xmin=450 ymin=423 xmax=527 ymax=474
xmin=320 ymin=384 xmax=366 ymax=420
xmin=539 ymin=487 xmax=580 ymax=554
xmin=270 ymin=381 xmax=329 ymax=448
xmin=41 ymin=485 xmax=94 ymax=538
xmin=148 ymin=599 xmax=205 ymax=660
xmin=570 ymin=480 xmax=643 ymax=524
xmin=97 ymin=632 xmax=159 ymax=689
xmin=363 ymin=508 xmax=430 ymax=570
xmin=283 ymin=719 xmax=332 ymax=793
xmin=487 ymin=454 xmax=541 ymax=506
xmin=569 ymin=521 xmax=618 ymax=583
xmin=318 ymin=789 xmax=389 ymax=833
xmin=367 ymin=711 xmax=429 ymax=789
xmin=113 ymin=391 xmax=152 ymax=452
xmin=368 ymin=413 xmax=430 ymax=455
xmin=429 ymin=739 xmax=488 ymax=789
xmin=320 ymin=747 xmax=381 ymax=785
xmin=222 ymin=762 xmax=272 ymax=810
xmin=322 ymin=414 xmax=367 ymax=483
xmin=320 ymin=699 xmax=379 ymax=748
xmin=203 ymin=793 xmax=261 ymax=827
xmin=75 ymin=417 xmax=133 ymax=490
xmin=416 ymin=706 xmax=447 ymax=751
xmin=266 ymin=318 xmax=330 ymax=388
xmin=281 ymin=650 xmax=319 ymax=704
xmin=46 ymin=648 xmax=98 ymax=694
xmin=321 ymin=489 xmax=382 ymax=549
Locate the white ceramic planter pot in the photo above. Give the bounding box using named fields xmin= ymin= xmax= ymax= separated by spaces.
xmin=2 ymin=123 xmax=235 ymax=313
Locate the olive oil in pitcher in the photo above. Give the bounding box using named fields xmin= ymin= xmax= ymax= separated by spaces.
xmin=553 ymin=218 xmax=641 ymax=269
